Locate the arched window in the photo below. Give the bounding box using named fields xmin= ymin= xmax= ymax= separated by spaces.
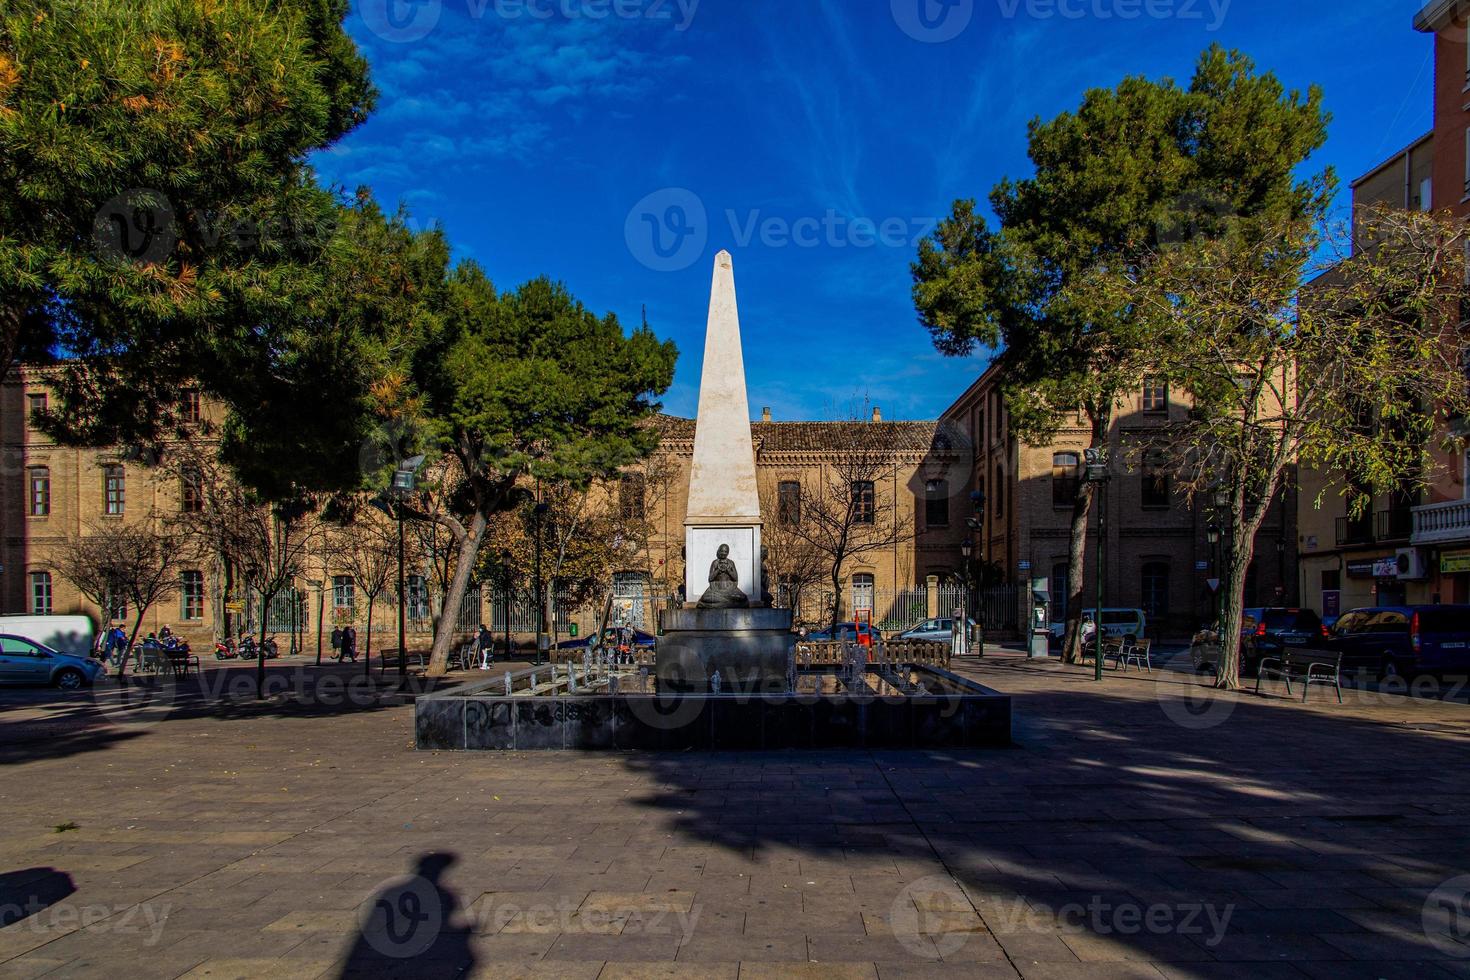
xmin=851 ymin=573 xmax=875 ymax=612
xmin=1141 ymin=561 xmax=1169 ymax=622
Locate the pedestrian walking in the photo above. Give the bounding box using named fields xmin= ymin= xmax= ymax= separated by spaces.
xmin=331 ymin=626 xmax=343 ymax=662
xmin=342 ymin=625 xmax=358 ymax=663
xmin=477 ymin=624 xmax=493 ymax=669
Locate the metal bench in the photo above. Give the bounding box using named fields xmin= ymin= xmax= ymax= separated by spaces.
xmin=1119 ymin=638 xmax=1153 ymax=673
xmin=1256 ymin=648 xmax=1343 ymax=704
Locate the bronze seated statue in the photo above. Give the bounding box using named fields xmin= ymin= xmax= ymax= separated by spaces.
xmin=696 ymin=544 xmax=749 ymax=609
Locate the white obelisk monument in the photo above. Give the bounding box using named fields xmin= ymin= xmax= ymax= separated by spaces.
xmin=683 ymin=251 xmax=762 ymax=607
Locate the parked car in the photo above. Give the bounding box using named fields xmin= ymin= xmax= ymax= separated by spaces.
xmin=895 ymin=617 xmax=975 ymax=643
xmin=0 ymin=633 xmax=105 ymax=689
xmin=1326 ymin=605 xmax=1470 ymax=679
xmin=1052 ymin=608 xmax=1147 ymax=644
xmin=802 ymin=622 xmax=883 ymax=645
xmin=555 ymin=627 xmax=657 ymax=651
xmin=0 ymin=615 xmax=95 ymax=659
xmin=1193 ymin=607 xmax=1327 ymax=675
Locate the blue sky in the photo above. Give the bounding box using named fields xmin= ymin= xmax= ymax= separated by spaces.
xmin=318 ymin=0 xmax=1433 ymax=421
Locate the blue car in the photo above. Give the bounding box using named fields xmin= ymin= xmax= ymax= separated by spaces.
xmin=1327 ymin=605 xmax=1470 ymax=679
xmin=556 ymin=628 xmax=657 ymax=651
xmin=0 ymin=633 xmax=106 ymax=689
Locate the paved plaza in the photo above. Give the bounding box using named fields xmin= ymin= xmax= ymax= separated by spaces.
xmin=2 ymin=655 xmax=1470 ymax=978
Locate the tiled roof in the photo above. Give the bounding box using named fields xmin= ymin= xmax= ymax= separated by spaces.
xmin=650 ymin=414 xmax=959 ymax=454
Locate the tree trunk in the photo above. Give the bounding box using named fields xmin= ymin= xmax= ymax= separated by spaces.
xmin=1061 ymin=482 xmax=1094 ymax=664
xmin=364 ymin=600 xmax=375 ymax=681
xmin=426 ymin=511 xmax=486 ymax=676
xmin=256 ymin=590 xmax=275 ymax=699
xmin=828 ymin=559 xmax=845 ymax=634
xmin=116 ymin=612 xmax=149 ymax=679
xmin=1214 ymin=484 xmax=1273 ymax=691
xmin=1062 ymin=412 xmax=1110 ymax=664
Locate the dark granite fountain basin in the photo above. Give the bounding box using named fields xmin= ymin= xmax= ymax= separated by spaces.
xmin=414 ymin=664 xmax=1011 ymax=751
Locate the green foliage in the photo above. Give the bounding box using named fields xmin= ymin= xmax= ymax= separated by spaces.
xmin=912 ymin=45 xmax=1332 ymax=443
xmin=0 ymin=0 xmax=374 ymax=488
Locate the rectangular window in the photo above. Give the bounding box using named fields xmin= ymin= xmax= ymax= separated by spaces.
xmin=105 ymin=583 xmax=127 ymax=622
xmin=180 ymin=388 xmax=202 ymax=423
xmin=26 ymin=392 xmax=47 ymax=425
xmin=1420 ymin=177 xmax=1433 ymax=211
xmin=103 ymin=465 xmax=125 ymax=516
xmin=180 ymin=469 xmax=203 ymax=514
xmin=1142 ymin=379 xmax=1168 ymax=414
xmin=852 ymin=481 xmax=875 ymax=524
xmin=180 ymin=570 xmax=205 ymax=620
xmin=1052 ymin=453 xmax=1080 ymax=508
xmin=1141 ymin=562 xmax=1169 ymax=621
xmin=1142 ymin=453 xmax=1171 ymax=509
xmin=777 ymin=481 xmax=802 ymax=526
xmin=29 ymin=571 xmax=52 ymax=615
xmin=27 ymin=467 xmax=49 ymax=517
xmin=992 ymin=465 xmax=1005 ymax=519
xmin=332 ymin=575 xmax=356 ymax=612
xmin=618 ymin=473 xmax=646 ymax=521
xmin=925 ymin=479 xmax=950 ymax=528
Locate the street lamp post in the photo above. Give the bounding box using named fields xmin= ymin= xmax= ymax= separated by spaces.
xmin=533 ymin=482 xmax=549 ymax=667
xmin=1207 ymin=522 xmax=1223 ymax=629
xmin=389 ymin=455 xmax=426 ymax=686
xmin=1275 ymin=537 xmax=1288 ymax=604
xmin=1083 ymin=449 xmax=1111 ymax=682
xmin=964 ymin=490 xmax=986 ymax=657
xmin=308 ymin=579 xmax=323 ymax=665
xmin=960 ymin=540 xmax=974 ymax=658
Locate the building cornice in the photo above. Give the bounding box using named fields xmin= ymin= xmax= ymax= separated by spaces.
xmin=1415 ymin=0 xmax=1468 ymax=32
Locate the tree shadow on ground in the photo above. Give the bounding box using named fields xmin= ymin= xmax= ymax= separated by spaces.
xmin=617 ymin=660 xmax=1470 ymax=968
xmin=0 ymin=663 xmax=478 ymax=765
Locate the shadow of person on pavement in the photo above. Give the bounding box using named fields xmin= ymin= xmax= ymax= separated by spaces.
xmin=0 ymin=867 xmax=76 ymax=927
xmin=337 ymin=851 xmax=475 ymax=979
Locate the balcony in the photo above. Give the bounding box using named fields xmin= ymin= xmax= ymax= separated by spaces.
xmin=1412 ymin=499 xmax=1470 ymax=546
xmin=1375 ymin=508 xmax=1414 ymax=543
xmin=1336 ymin=515 xmax=1374 ymax=547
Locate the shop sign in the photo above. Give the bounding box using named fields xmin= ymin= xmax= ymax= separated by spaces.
xmin=1442 ymin=551 xmax=1470 ymax=575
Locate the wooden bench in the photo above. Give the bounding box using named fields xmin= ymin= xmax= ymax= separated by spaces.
xmin=377 ymin=648 xmax=428 ymax=675
xmin=1256 ymin=649 xmax=1343 ymax=704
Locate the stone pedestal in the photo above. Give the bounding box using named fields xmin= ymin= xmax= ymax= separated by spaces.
xmin=656 ymin=607 xmax=795 ymax=694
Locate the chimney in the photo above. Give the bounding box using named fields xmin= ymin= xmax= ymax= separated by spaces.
xmin=761 ymin=407 xmax=771 ymax=422
xmin=871 ymin=406 xmax=882 ymax=422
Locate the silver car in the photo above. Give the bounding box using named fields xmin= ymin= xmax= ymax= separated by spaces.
xmin=0 ymin=633 xmax=105 ymax=690
xmin=896 ymin=618 xmax=975 ymax=643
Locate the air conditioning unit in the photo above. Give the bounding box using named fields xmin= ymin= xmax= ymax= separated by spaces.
xmin=1396 ymin=548 xmax=1429 ymax=581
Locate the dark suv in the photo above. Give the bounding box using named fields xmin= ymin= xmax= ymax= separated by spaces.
xmin=1327 ymin=605 xmax=1470 ymax=679
xmin=1241 ymin=608 xmax=1326 ymax=673
xmin=1192 ymin=608 xmax=1326 ymax=675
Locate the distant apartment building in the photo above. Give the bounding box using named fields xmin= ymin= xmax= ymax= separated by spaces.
xmin=1296 ymin=2 xmax=1470 ymax=618
xmin=940 ymin=365 xmax=1295 ymax=639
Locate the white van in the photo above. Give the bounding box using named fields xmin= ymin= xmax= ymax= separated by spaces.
xmin=0 ymin=615 xmax=97 ymax=658
xmin=1050 ymin=608 xmax=1147 ymax=644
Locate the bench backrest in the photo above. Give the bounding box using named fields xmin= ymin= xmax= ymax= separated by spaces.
xmin=1283 ymin=648 xmax=1342 ymax=669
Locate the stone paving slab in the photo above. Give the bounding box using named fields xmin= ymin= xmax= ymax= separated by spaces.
xmin=1 ymin=655 xmax=1470 ymax=976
